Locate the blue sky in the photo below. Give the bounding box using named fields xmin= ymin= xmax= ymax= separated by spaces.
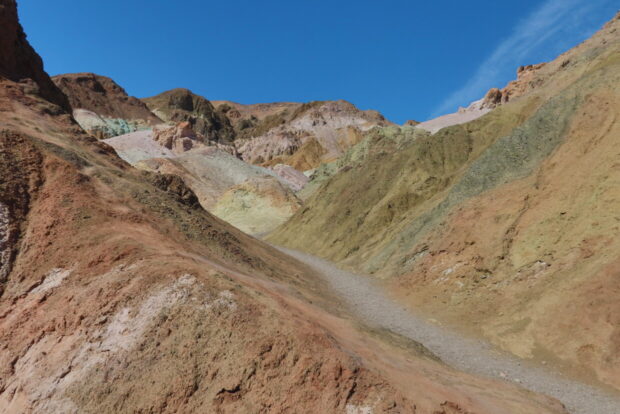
xmin=19 ymin=0 xmax=617 ymax=123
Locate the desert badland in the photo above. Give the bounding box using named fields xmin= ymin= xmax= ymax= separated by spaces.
xmin=1 ymin=1 xmax=620 ymax=413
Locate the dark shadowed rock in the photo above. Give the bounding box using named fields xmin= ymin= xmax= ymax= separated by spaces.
xmin=0 ymin=0 xmax=70 ymax=111
xmin=142 ymin=88 xmax=235 ymax=143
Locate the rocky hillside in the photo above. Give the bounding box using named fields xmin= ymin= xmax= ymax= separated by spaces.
xmin=103 ymin=124 xmax=305 ymax=236
xmin=233 ymin=100 xmax=392 ymax=171
xmin=212 ymin=100 xmax=302 ymax=133
xmin=146 ymin=94 xmax=392 ymax=172
xmin=270 ymin=12 xmax=620 ymax=392
xmin=0 ymin=1 xmax=572 ymax=412
xmin=52 ymin=73 xmax=162 ymax=138
xmin=142 ymin=88 xmax=235 ymax=144
xmin=75 ymin=79 xmax=393 ymax=233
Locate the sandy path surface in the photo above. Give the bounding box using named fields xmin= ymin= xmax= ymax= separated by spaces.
xmin=277 ymin=247 xmax=620 ymax=414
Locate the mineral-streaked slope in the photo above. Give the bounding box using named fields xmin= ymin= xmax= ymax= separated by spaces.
xmin=104 ymin=128 xmax=304 ymax=235
xmin=212 ymin=176 xmax=303 ymax=236
xmin=270 ymin=12 xmax=620 ymax=391
xmin=234 ymin=100 xmax=393 ymax=171
xmin=52 ymin=73 xmax=162 ymax=138
xmin=0 ymin=1 xmax=569 ymax=412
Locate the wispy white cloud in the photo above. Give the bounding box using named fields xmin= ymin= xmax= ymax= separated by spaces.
xmin=430 ymin=0 xmax=612 ymax=118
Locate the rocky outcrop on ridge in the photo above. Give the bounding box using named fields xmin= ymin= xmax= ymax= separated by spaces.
xmin=417 ymin=62 xmax=548 ymax=134
xmin=142 ymin=88 xmax=235 ymax=144
xmin=235 ymin=100 xmax=392 ymax=170
xmin=213 ymin=100 xmax=301 ymax=133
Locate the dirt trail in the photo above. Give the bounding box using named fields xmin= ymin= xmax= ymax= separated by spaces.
xmin=277 ymin=247 xmax=620 ymax=414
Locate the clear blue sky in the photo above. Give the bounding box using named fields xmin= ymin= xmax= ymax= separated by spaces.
xmin=19 ymin=0 xmax=617 ymax=123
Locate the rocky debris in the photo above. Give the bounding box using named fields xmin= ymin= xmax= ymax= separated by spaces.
xmin=152 ymin=121 xmax=200 ymax=153
xmin=151 ymin=121 xmax=237 ymax=156
xmin=285 ymin=248 xmax=620 ymax=414
xmin=236 ymin=131 xmax=302 ymax=165
xmin=404 ymin=120 xmax=420 ymax=126
xmin=0 ymin=0 xmax=70 ymax=112
xmin=481 ymin=88 xmax=504 ymax=108
xmin=104 ymin=123 xmax=303 ymax=234
xmin=70 ymin=108 xmax=144 ymax=139
xmin=504 ymin=63 xmax=547 ymax=101
xmin=147 ymin=172 xmax=201 ymax=208
xmin=142 ymin=88 xmax=235 ymax=143
xmin=213 ymin=100 xmax=301 ymax=126
xmin=135 ymin=147 xmax=301 ymax=209
xmin=103 ymin=129 xmax=175 ymax=164
xmin=479 ymin=63 xmax=547 ymax=109
xmin=0 ymin=81 xmax=565 ymax=414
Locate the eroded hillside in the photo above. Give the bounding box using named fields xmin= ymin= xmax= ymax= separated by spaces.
xmin=270 ymin=11 xmax=620 ymax=392
xmin=52 ymin=73 xmax=162 ymax=138
xmin=0 ymin=0 xmax=569 ymax=413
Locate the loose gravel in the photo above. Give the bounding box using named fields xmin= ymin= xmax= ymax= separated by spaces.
xmin=279 ymin=247 xmax=620 ymax=414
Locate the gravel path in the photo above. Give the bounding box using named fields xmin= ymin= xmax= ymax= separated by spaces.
xmin=278 ymin=247 xmax=620 ymax=414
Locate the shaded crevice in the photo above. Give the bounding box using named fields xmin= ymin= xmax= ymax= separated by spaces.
xmin=0 ymin=130 xmax=43 ymax=296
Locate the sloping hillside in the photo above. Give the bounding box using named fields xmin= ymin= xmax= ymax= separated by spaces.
xmin=52 ymin=73 xmax=162 ymax=138
xmin=270 ymin=11 xmax=620 ymax=391
xmin=0 ymin=1 xmax=569 ymax=412
xmin=103 ymin=126 xmax=304 ymax=236
xmin=234 ymin=100 xmax=392 ymax=170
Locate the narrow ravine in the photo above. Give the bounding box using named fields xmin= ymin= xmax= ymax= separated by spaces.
xmin=277 ymin=247 xmax=620 ymax=414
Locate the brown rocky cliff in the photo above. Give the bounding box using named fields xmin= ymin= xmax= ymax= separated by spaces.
xmin=52 ymin=72 xmax=161 ymax=124
xmin=0 ymin=0 xmax=70 ymax=112
xmin=481 ymin=63 xmax=547 ymax=108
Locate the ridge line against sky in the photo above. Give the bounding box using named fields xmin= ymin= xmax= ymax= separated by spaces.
xmin=431 ymin=0 xmax=616 ymax=118
xmin=17 ymin=1 xmax=618 ymax=124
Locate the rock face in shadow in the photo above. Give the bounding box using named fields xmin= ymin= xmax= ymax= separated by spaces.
xmin=0 ymin=0 xmax=70 ymax=112
xmin=143 ymin=88 xmax=235 ymax=144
